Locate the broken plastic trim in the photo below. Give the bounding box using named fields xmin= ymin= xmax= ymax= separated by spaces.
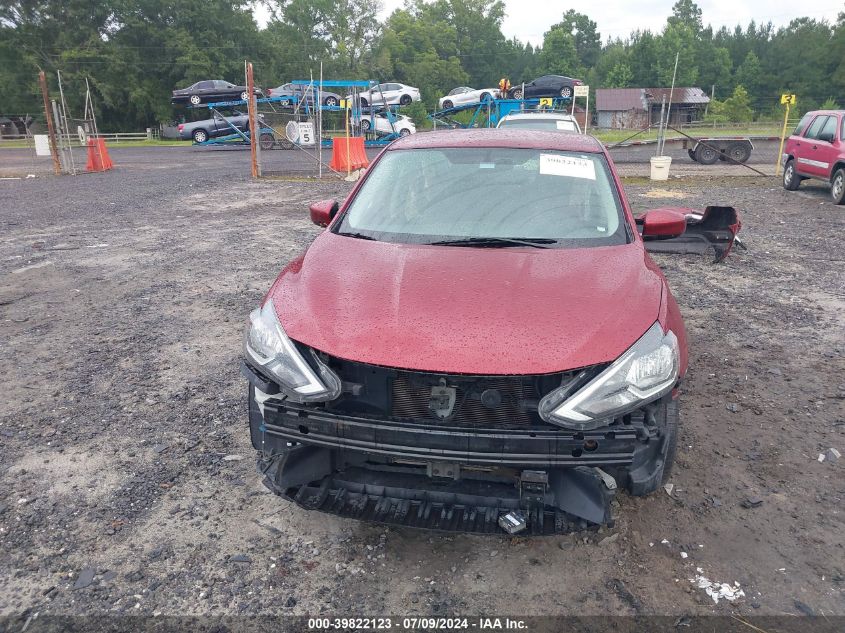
xmin=259 ymin=447 xmax=616 ymax=535
xmin=637 ymin=206 xmax=744 ymax=263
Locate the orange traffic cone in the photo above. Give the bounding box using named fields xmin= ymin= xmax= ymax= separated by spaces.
xmin=86 ymin=138 xmax=114 ymax=172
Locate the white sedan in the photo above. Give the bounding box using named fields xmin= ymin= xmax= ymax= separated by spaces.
xmin=360 ymin=112 xmax=416 ymax=137
xmin=438 ymin=87 xmax=500 ymax=109
xmin=350 ymin=82 xmax=421 ymax=107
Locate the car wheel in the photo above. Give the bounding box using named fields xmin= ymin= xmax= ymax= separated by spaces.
xmin=480 ymin=92 xmax=493 ymax=102
xmin=626 ymin=398 xmax=679 ymax=496
xmin=694 ymin=144 xmax=719 ymax=165
xmin=783 ymin=159 xmax=801 ymax=191
xmin=687 ymin=149 xmax=697 ymax=162
xmin=831 ymin=168 xmax=845 ymax=204
xmin=259 ymin=133 xmax=275 ymax=151
xmin=399 ymin=128 xmax=411 ymax=137
xmin=560 ymin=86 xmax=573 ymax=99
xmin=399 ymin=94 xmax=412 ymax=106
xmin=192 ymin=129 xmax=208 ymax=144
xmin=324 ymin=96 xmax=338 ymax=107
xmin=442 ymin=99 xmax=453 ymax=109
xmin=360 ymin=119 xmax=371 ymax=132
xmin=728 ymin=143 xmax=751 ymax=163
xmin=512 ymin=88 xmax=523 ymax=100
xmin=189 ymin=95 xmax=201 ymax=106
xmin=241 ymin=91 xmax=249 ymax=101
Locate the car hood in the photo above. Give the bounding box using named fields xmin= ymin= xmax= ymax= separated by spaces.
xmin=269 ymin=233 xmax=664 ymax=375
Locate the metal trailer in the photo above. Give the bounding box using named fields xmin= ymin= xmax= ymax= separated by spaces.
xmin=685 ymin=137 xmax=754 ymax=164
xmin=188 ymin=97 xmax=304 ymax=149
xmin=428 ymin=97 xmax=574 ymax=129
xmin=290 ymin=80 xmax=407 ymax=148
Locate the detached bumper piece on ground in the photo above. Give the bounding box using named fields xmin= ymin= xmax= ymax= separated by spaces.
xmin=639 ymin=206 xmax=744 ymax=263
xmin=244 ymin=358 xmax=675 ymax=535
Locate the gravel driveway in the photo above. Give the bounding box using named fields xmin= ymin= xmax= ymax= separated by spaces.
xmin=1 ymin=148 xmax=843 ymax=621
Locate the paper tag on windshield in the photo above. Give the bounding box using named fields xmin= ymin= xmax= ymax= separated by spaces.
xmin=539 ymin=154 xmax=595 ymax=180
xmin=556 ymin=121 xmax=573 ymax=130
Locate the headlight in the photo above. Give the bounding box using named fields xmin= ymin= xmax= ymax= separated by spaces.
xmin=243 ymin=299 xmax=341 ymax=403
xmin=539 ymin=322 xmax=679 ymax=430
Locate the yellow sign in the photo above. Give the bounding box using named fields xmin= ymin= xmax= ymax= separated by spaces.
xmin=539 ymin=98 xmax=553 ymax=107
xmin=780 ymin=94 xmax=796 ymax=105
xmin=339 ymin=99 xmax=349 ymax=109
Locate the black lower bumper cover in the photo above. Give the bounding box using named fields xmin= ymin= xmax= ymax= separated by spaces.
xmin=259 ymin=445 xmax=615 ymax=535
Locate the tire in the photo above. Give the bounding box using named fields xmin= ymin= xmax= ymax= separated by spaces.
xmin=189 ymin=95 xmax=201 ymax=106
xmin=442 ymin=99 xmax=453 ymax=109
xmin=399 ymin=94 xmax=412 ymax=106
xmin=783 ymin=159 xmax=801 ymax=191
xmin=560 ymin=86 xmax=573 ymax=99
xmin=360 ymin=119 xmax=371 ymax=132
xmin=399 ymin=128 xmax=411 ymax=137
xmin=259 ymin=133 xmax=275 ymax=151
xmin=480 ymin=92 xmax=492 ymax=102
xmin=694 ymin=144 xmax=719 ymax=165
xmin=831 ymin=168 xmax=845 ymax=205
xmin=192 ymin=129 xmax=208 ymax=144
xmin=687 ymin=149 xmax=697 ymax=162
xmin=727 ymin=143 xmax=751 ymax=163
xmin=324 ymin=96 xmax=338 ymax=107
xmin=626 ymin=398 xmax=679 ymax=496
xmin=240 ymin=91 xmax=249 ymax=101
xmin=512 ymin=88 xmax=523 ymax=100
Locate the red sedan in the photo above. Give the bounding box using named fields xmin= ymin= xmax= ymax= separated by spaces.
xmin=241 ymin=130 xmax=733 ymax=534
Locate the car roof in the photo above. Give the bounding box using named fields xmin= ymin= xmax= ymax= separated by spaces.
xmin=804 ymin=110 xmax=845 ymax=115
xmin=501 ymin=112 xmax=577 ymax=120
xmin=390 ymin=129 xmax=602 ymax=153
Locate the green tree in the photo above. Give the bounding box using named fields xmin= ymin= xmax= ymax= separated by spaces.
xmin=667 ymin=0 xmax=703 ymax=33
xmin=734 ymin=51 xmax=762 ymax=100
xmin=605 ymin=62 xmax=634 ymax=88
xmin=657 ymin=23 xmax=699 ymax=86
xmin=549 ymin=10 xmax=601 ymax=70
xmin=708 ymin=85 xmax=753 ymax=122
xmin=536 ymin=27 xmax=579 ymax=77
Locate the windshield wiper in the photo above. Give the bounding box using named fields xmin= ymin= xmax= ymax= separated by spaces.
xmin=337 ymin=231 xmax=377 ymax=241
xmin=428 ymin=237 xmax=555 ymax=249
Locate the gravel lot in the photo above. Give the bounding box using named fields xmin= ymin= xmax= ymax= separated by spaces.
xmin=1 ymin=147 xmax=843 ymax=620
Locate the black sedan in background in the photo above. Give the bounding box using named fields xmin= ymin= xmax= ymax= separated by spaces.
xmin=171 ymin=80 xmax=263 ymax=106
xmin=508 ymin=75 xmax=583 ymax=100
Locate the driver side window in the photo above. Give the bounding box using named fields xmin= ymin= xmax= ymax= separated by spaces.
xmin=803 ymin=116 xmax=828 ymax=139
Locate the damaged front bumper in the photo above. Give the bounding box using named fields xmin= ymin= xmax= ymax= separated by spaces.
xmin=243 ymin=363 xmax=673 ymax=535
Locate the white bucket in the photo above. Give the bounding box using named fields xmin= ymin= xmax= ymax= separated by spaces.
xmin=650 ymin=155 xmax=672 ymax=181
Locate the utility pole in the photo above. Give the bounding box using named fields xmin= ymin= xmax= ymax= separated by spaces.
xmin=38 ymin=71 xmax=61 ymax=175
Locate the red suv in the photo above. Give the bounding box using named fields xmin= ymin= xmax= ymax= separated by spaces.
xmin=782 ymin=109 xmax=845 ymax=204
xmin=241 ymin=130 xmax=741 ymax=534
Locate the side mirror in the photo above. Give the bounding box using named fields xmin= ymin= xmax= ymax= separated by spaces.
xmin=309 ymin=199 xmax=339 ymax=227
xmin=640 ymin=208 xmax=688 ymax=239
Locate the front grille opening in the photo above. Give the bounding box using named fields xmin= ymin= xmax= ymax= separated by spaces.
xmin=314 ymin=350 xmax=607 ymax=431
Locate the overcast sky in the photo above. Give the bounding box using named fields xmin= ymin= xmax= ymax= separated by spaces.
xmin=254 ymin=1 xmax=844 ymax=45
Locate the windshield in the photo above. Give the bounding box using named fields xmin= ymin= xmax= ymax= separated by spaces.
xmin=335 ymin=147 xmax=627 ymax=247
xmin=500 ymin=118 xmax=577 ymax=131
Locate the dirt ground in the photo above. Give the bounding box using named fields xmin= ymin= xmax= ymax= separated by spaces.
xmin=0 ymin=147 xmax=843 ymax=621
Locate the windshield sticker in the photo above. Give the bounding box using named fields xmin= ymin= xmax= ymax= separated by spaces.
xmin=539 ymin=154 xmax=596 ymax=180
xmin=556 ymin=121 xmax=573 ymax=130
xmin=479 ymin=162 xmax=495 ymax=169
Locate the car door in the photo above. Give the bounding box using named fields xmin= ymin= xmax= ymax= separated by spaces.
xmin=810 ymin=115 xmax=840 ymax=179
xmin=796 ymin=115 xmax=831 ymax=178
xmin=528 ymin=76 xmax=549 ymax=98
xmin=454 ymin=87 xmax=471 ymax=105
xmin=195 ymin=81 xmax=215 ymax=101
